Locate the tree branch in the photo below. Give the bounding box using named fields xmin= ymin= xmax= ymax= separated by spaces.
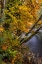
xmin=25 ymin=15 xmax=42 ymax=36
xmin=20 ymin=25 xmax=42 ymax=44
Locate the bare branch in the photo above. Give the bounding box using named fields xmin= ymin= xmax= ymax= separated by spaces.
xmin=25 ymin=15 xmax=42 ymax=36
xmin=20 ymin=25 xmax=42 ymax=44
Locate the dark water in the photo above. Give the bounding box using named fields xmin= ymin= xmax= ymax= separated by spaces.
xmin=26 ymin=35 xmax=42 ymax=57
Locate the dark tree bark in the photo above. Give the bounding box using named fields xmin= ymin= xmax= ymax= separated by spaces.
xmin=25 ymin=15 xmax=42 ymax=36
xmin=20 ymin=25 xmax=42 ymax=44
xmin=20 ymin=15 xmax=42 ymax=44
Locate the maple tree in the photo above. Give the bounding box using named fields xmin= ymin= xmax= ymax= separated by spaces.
xmin=0 ymin=0 xmax=42 ymax=64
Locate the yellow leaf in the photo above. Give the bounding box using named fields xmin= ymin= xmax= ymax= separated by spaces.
xmin=0 ymin=28 xmax=4 ymax=32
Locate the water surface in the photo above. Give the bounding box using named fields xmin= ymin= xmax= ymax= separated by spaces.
xmin=26 ymin=35 xmax=42 ymax=57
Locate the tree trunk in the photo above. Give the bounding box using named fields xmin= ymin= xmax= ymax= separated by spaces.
xmin=25 ymin=15 xmax=42 ymax=36
xmin=20 ymin=25 xmax=42 ymax=44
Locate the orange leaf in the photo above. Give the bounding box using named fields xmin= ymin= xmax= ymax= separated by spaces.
xmin=2 ymin=45 xmax=8 ymax=50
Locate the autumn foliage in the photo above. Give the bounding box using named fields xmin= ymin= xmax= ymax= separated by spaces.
xmin=0 ymin=0 xmax=41 ymax=64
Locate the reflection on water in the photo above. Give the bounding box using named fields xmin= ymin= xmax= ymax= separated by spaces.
xmin=26 ymin=35 xmax=42 ymax=57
